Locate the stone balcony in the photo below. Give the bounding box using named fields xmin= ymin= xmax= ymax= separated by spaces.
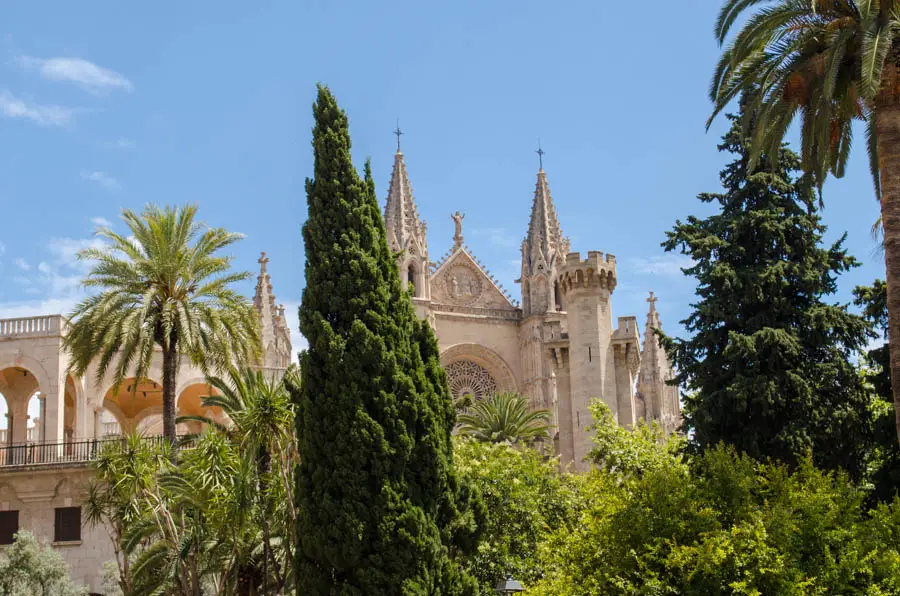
xmin=0 ymin=435 xmax=181 ymax=471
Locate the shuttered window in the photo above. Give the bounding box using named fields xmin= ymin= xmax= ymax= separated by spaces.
xmin=0 ymin=511 xmax=18 ymax=545
xmin=54 ymin=507 xmax=81 ymax=542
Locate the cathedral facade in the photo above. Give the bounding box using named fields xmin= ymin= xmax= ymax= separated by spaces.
xmin=383 ymin=147 xmax=681 ymax=470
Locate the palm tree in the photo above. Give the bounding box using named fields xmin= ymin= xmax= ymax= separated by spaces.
xmin=710 ymin=0 xmax=900 ymax=444
xmin=63 ymin=204 xmax=260 ymax=445
xmin=178 ymin=366 xmax=298 ymax=594
xmin=457 ymin=392 xmax=551 ymax=444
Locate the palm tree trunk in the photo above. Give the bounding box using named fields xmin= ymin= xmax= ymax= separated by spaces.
xmin=875 ymin=92 xmax=900 ymax=446
xmin=162 ymin=346 xmax=178 ymax=445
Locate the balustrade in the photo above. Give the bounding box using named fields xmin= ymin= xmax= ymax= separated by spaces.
xmin=0 ymin=315 xmax=63 ymax=339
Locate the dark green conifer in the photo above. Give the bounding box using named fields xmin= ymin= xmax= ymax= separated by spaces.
xmin=293 ymin=85 xmax=477 ymax=595
xmin=663 ymin=111 xmax=873 ymax=479
xmin=853 ymin=280 xmax=900 ymax=501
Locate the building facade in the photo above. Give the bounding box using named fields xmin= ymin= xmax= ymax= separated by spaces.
xmin=384 ymin=147 xmax=681 ymax=470
xmin=0 ymin=147 xmax=682 ymax=593
xmin=0 ymin=254 xmax=291 ymax=593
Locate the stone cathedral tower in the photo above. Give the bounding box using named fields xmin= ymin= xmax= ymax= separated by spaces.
xmin=382 ymin=140 xmax=680 ymax=471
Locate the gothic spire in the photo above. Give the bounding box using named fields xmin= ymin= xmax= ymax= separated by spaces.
xmin=253 ymin=252 xmax=292 ymax=368
xmin=254 ymin=252 xmax=278 ymax=350
xmin=522 ymin=167 xmax=567 ymax=278
xmin=641 ymin=292 xmax=664 ymax=375
xmin=384 ymin=148 xmax=427 ymax=256
xmin=636 ymin=291 xmax=681 ymax=432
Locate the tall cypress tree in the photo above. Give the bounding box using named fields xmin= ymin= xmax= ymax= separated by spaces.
xmin=293 ymin=85 xmax=478 ymax=595
xmin=663 ymin=111 xmax=874 ymax=479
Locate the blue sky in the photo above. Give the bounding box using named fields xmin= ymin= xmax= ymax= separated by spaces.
xmin=0 ymin=0 xmax=887 ymax=358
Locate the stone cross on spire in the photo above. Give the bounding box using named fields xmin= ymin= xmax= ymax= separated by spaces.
xmin=394 ymin=120 xmax=403 ymax=153
xmin=536 ymin=140 xmax=545 ymax=171
xmin=258 ymin=251 xmax=269 ymax=273
xmin=647 ymin=291 xmax=657 ymax=312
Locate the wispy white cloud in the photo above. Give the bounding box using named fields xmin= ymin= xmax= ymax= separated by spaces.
xmin=80 ymin=170 xmax=120 ymax=191
xmin=16 ymin=56 xmax=133 ymax=95
xmin=90 ymin=216 xmax=112 ymax=227
xmin=629 ymin=254 xmax=694 ymax=277
xmin=0 ymin=89 xmax=75 ymax=126
xmin=0 ymin=241 xmax=5 ymax=257
xmin=14 ymin=258 xmax=29 ymax=271
xmin=103 ymin=138 xmax=135 ymax=150
xmin=46 ymin=236 xmax=106 ymax=269
xmin=472 ymin=227 xmax=520 ymax=249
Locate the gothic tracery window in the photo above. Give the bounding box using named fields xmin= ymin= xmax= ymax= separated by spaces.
xmin=445 ymin=360 xmax=497 ymax=402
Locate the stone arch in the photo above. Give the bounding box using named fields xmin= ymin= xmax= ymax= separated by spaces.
xmin=176 ymin=382 xmax=223 ymax=431
xmin=102 ymin=377 xmax=166 ymax=437
xmin=0 ymin=362 xmax=44 ymax=445
xmin=403 ymin=258 xmax=424 ymax=298
xmin=0 ymin=353 xmax=53 ymax=397
xmin=440 ymin=343 xmax=517 ymax=402
xmin=101 ymin=400 xmax=128 ymax=435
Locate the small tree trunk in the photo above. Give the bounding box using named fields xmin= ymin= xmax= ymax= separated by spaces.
xmin=162 ymin=346 xmax=178 ymax=445
xmin=875 ymin=83 xmax=900 ymax=446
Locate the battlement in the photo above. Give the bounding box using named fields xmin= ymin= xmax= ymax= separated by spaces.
xmin=558 ymin=251 xmax=617 ymax=294
xmin=611 ymin=315 xmax=640 ymax=343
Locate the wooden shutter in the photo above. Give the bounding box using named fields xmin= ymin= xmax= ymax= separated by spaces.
xmin=0 ymin=511 xmax=18 ymax=545
xmin=54 ymin=507 xmax=81 ymax=542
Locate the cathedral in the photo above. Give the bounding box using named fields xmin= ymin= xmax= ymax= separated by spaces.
xmin=383 ymin=144 xmax=681 ymax=471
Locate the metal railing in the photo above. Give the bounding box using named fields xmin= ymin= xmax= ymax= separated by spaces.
xmin=0 ymin=435 xmax=175 ymax=468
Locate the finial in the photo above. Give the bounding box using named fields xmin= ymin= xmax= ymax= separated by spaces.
xmin=647 ymin=291 xmax=658 ymax=312
xmin=394 ymin=119 xmax=403 ymax=153
xmin=451 ymin=211 xmax=465 ymax=249
xmin=258 ymin=251 xmax=270 ymax=273
xmin=535 ymin=139 xmax=545 ymax=171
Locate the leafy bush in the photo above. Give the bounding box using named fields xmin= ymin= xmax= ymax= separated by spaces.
xmin=528 ymin=403 xmax=900 ymax=595
xmin=0 ymin=531 xmax=85 ymax=596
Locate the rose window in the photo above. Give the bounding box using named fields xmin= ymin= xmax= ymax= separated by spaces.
xmin=445 ymin=359 xmax=497 ymax=402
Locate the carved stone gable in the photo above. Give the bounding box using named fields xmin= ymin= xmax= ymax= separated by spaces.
xmin=430 ymin=249 xmax=516 ymax=311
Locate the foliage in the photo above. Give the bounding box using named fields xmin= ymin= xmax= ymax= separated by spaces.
xmin=529 ymin=403 xmax=900 ymax=596
xmin=86 ymin=367 xmax=297 ymax=595
xmin=84 ymin=433 xmax=173 ymax=595
xmin=709 ymin=0 xmax=892 ymax=192
xmin=854 ymin=280 xmax=900 ymax=503
xmin=0 ymin=531 xmax=86 ymax=596
xmin=662 ymin=110 xmax=875 ymax=479
xmin=456 ymin=392 xmax=551 ymax=445
xmin=588 ymin=401 xmax=685 ymax=479
xmin=452 ymin=437 xmax=580 ymax=594
xmin=709 ymin=0 xmax=900 ymax=450
xmin=292 ymin=84 xmax=479 ymax=595
xmin=62 ymin=204 xmax=260 ymax=443
xmin=180 ymin=366 xmax=299 ymax=593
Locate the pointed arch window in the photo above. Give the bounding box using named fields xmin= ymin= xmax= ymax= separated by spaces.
xmin=407 ymin=261 xmax=421 ymax=297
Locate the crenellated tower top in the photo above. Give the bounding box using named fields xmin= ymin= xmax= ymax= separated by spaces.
xmin=557 ymin=251 xmax=618 ymax=295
